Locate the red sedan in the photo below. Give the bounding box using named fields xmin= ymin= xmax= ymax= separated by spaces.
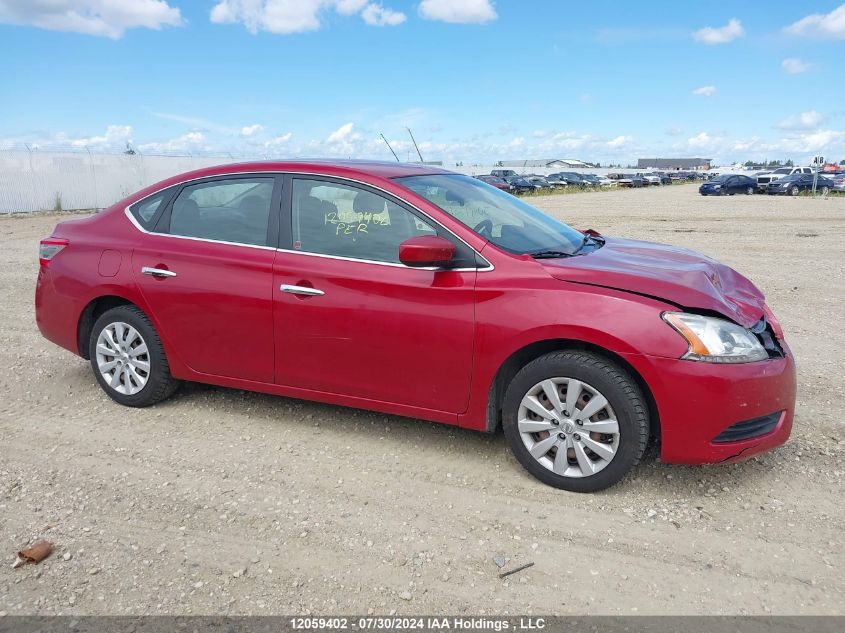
xmin=35 ymin=161 xmax=795 ymax=492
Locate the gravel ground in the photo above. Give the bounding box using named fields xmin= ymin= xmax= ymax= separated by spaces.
xmin=0 ymin=184 xmax=843 ymax=616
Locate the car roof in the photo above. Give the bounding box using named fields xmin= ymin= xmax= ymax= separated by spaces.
xmin=117 ymin=159 xmax=458 ymax=210
xmin=170 ymin=159 xmax=454 ymax=182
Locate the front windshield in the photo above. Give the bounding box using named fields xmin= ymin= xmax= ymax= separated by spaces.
xmin=780 ymin=174 xmax=801 ymax=182
xmin=397 ymin=174 xmax=584 ymax=255
xmin=773 ymin=168 xmax=792 ymax=174
xmin=712 ymin=175 xmax=730 ymax=183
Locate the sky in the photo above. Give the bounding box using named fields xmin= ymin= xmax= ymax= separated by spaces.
xmin=1 ymin=0 xmax=844 ymax=166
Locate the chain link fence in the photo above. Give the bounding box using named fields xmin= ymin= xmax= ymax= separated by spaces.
xmin=0 ymin=146 xmax=249 ymax=214
xmin=0 ymin=145 xmax=635 ymax=215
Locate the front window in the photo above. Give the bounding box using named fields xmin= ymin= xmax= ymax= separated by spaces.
xmin=396 ymin=174 xmax=584 ymax=255
xmin=291 ymin=178 xmax=437 ymax=264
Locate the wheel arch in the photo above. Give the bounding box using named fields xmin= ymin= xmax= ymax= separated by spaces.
xmin=485 ymin=338 xmax=660 ymax=442
xmin=77 ymin=294 xmax=136 ymax=359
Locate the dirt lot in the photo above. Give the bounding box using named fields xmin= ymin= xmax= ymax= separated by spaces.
xmin=1 ymin=185 xmax=843 ymax=616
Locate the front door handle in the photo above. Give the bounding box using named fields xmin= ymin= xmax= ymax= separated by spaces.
xmin=141 ymin=266 xmax=177 ymax=278
xmin=280 ymin=284 xmax=324 ymax=297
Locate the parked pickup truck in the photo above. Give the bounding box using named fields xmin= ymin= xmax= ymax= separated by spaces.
xmin=756 ymin=167 xmax=813 ymax=191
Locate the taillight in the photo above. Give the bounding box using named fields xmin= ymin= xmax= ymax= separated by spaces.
xmin=39 ymin=238 xmax=69 ymax=266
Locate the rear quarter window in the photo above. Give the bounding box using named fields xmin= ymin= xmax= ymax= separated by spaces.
xmin=129 ymin=187 xmax=177 ymax=230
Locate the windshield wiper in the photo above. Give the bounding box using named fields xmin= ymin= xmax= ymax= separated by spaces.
xmin=529 ymin=250 xmax=572 ymax=259
xmin=573 ymin=233 xmax=605 ymax=254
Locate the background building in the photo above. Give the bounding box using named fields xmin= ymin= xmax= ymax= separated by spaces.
xmin=637 ymin=158 xmax=712 ymax=170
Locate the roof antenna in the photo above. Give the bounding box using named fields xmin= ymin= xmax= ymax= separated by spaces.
xmin=380 ymin=133 xmax=400 ymax=162
xmin=407 ymin=127 xmax=424 ymax=163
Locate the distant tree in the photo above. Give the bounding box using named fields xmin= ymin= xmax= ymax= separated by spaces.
xmin=744 ymin=160 xmax=755 ymax=167
xmin=785 ymin=159 xmax=794 ymax=166
xmin=123 ymin=142 xmax=137 ymax=155
xmin=840 ymin=159 xmax=845 ymax=165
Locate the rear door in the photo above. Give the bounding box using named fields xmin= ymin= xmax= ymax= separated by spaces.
xmin=131 ymin=174 xmax=282 ymax=382
xmin=272 ymin=176 xmax=478 ymax=414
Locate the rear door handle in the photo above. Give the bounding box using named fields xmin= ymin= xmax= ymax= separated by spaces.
xmin=141 ymin=266 xmax=177 ymax=278
xmin=280 ymin=284 xmax=324 ymax=297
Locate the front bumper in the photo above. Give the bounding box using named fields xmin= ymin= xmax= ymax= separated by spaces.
xmin=623 ymin=350 xmax=796 ymax=464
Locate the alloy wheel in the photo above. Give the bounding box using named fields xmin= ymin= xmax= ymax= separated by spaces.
xmin=517 ymin=377 xmax=619 ymax=478
xmin=95 ymin=321 xmax=150 ymax=395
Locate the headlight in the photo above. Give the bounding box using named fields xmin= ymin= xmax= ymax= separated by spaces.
xmin=662 ymin=312 xmax=768 ymax=363
xmin=712 ymin=184 xmax=721 ymax=189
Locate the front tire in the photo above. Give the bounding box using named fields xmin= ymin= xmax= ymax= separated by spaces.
xmin=502 ymin=351 xmax=649 ymax=492
xmin=89 ymin=305 xmax=180 ymax=407
xmin=746 ymin=186 xmax=754 ymax=195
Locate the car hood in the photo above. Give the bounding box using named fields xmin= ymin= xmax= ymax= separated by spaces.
xmin=541 ymin=237 xmax=765 ymax=327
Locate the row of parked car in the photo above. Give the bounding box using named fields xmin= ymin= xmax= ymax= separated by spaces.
xmin=475 ymin=169 xmax=702 ymax=194
xmin=700 ymin=166 xmax=844 ymax=196
xmin=475 ymin=166 xmax=845 ymax=197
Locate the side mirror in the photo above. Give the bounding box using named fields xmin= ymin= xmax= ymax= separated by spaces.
xmin=399 ymin=235 xmax=456 ymax=268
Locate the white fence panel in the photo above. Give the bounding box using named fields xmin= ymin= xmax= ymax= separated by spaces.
xmin=2 ymin=148 xmax=723 ymax=214
xmin=0 ymin=149 xmax=242 ymax=214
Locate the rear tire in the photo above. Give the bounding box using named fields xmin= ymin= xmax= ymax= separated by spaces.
xmin=502 ymin=351 xmax=649 ymax=492
xmin=89 ymin=305 xmax=180 ymax=407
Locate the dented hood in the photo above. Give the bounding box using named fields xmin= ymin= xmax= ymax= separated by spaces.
xmin=542 ymin=237 xmax=765 ymax=328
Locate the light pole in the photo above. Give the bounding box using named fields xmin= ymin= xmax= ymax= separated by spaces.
xmin=811 ymin=155 xmax=823 ymax=197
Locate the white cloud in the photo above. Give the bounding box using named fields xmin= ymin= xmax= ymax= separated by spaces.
xmin=11 ymin=121 xmax=845 ymax=167
xmin=692 ymin=18 xmax=744 ymax=44
xmin=786 ymin=4 xmax=845 ymax=39
xmin=138 ymin=132 xmax=207 ymax=153
xmin=665 ymin=126 xmax=683 ymax=136
xmin=336 ymin=0 xmax=368 ymax=14
xmin=771 ymin=129 xmax=845 ymax=155
xmin=0 ymin=0 xmax=182 ymax=39
xmin=210 ymin=0 xmax=404 ymax=34
xmin=687 ymin=131 xmax=720 ymax=149
xmin=606 ymin=135 xmax=632 ymax=148
xmin=692 ymin=85 xmax=717 ymax=97
xmin=61 ymin=124 xmax=134 ymax=148
xmin=240 ymin=124 xmax=265 ymax=137
xmin=419 ymin=0 xmax=497 ymax=24
xmin=361 ymin=3 xmax=406 ymax=26
xmin=731 ymin=137 xmax=761 ymax=153
xmin=777 ymin=110 xmax=826 ymax=131
xmin=327 ymin=122 xmax=356 ymax=143
xmin=781 ymin=57 xmax=813 ymax=74
xmin=264 ymin=132 xmax=293 ymax=148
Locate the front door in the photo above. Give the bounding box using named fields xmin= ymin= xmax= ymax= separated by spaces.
xmin=273 ymin=177 xmax=477 ymax=414
xmin=133 ymin=175 xmax=281 ymax=382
